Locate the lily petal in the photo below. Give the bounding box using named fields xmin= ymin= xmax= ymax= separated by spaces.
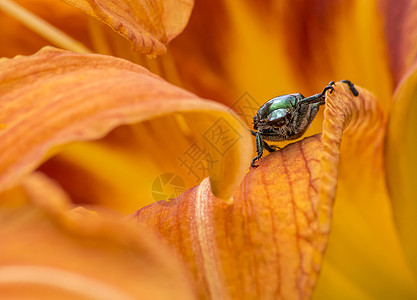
xmin=386 ymin=64 xmax=417 ymax=277
xmin=0 ymin=0 xmax=98 ymax=57
xmin=0 ymin=47 xmax=252 ymax=205
xmin=170 ymin=1 xmax=393 ymax=111
xmin=378 ymin=0 xmax=417 ymax=85
xmin=133 ymin=82 xmax=383 ymax=298
xmin=315 ymin=82 xmax=417 ymax=298
xmin=134 ymin=137 xmax=324 ymax=299
xmin=0 ymin=206 xmax=197 ymax=299
xmin=21 ymin=171 xmax=72 ymax=212
xmin=60 ymin=0 xmax=194 ymax=55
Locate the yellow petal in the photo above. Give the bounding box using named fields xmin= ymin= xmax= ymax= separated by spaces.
xmin=133 ymin=82 xmax=386 ymax=298
xmin=385 ymin=64 xmax=417 ymax=277
xmin=38 ymin=113 xmax=251 ymax=212
xmin=0 ymin=206 xmax=197 ymax=299
xmin=0 ymin=47 xmax=252 ymax=207
xmin=171 ymin=1 xmax=393 ymax=111
xmin=60 ymin=0 xmax=194 ymax=55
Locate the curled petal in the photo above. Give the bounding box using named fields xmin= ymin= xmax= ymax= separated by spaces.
xmin=134 ymin=139 xmax=324 ymax=300
xmin=60 ymin=0 xmax=194 ymax=55
xmin=134 ymin=82 xmax=383 ymax=298
xmin=316 ymin=84 xmax=417 ymax=298
xmin=386 ymin=65 xmax=417 ymax=276
xmin=319 ymin=82 xmax=386 ymax=229
xmin=0 ymin=206 xmax=197 ymax=299
xmin=0 ymin=47 xmax=252 ymax=203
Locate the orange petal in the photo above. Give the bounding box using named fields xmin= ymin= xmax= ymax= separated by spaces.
xmin=20 ymin=171 xmax=72 ymax=212
xmin=386 ymin=64 xmax=417 ymax=276
xmin=132 ymin=82 xmax=382 ymax=298
xmin=60 ymin=0 xmax=194 ymax=55
xmin=133 ymin=137 xmax=324 ymax=299
xmin=319 ymin=82 xmax=386 ymax=229
xmin=0 ymin=206 xmax=197 ymax=299
xmin=0 ymin=47 xmax=252 ymax=205
xmin=37 ymin=113 xmax=251 ymax=213
xmin=315 ymin=81 xmax=417 ymax=297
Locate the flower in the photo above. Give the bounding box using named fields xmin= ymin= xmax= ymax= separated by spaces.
xmin=0 ymin=0 xmax=417 ymax=299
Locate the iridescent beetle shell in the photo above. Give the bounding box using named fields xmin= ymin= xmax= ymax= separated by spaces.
xmin=253 ymin=94 xmax=304 ymax=131
xmin=253 ymin=93 xmax=321 ymax=142
xmin=251 ymin=80 xmax=359 ymax=167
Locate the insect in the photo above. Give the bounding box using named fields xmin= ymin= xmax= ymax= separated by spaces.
xmin=251 ymin=80 xmax=359 ymax=167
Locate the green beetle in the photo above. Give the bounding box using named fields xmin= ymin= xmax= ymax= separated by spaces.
xmin=251 ymin=80 xmax=358 ymax=167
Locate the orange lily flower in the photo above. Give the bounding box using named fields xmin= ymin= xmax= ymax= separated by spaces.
xmin=0 ymin=0 xmax=416 ymax=299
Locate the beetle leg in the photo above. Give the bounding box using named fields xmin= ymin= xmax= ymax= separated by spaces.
xmin=251 ymin=131 xmax=264 ymax=168
xmin=299 ymin=93 xmax=325 ymax=106
xmin=263 ymin=141 xmax=280 ymax=152
xmin=320 ymin=82 xmax=335 ymax=96
xmin=252 ymin=130 xmax=279 ymax=152
xmin=341 ymin=80 xmax=359 ymax=96
xmin=300 ymin=82 xmax=335 ymax=107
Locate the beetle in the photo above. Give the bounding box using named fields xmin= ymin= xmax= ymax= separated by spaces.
xmin=251 ymin=80 xmax=358 ymax=167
